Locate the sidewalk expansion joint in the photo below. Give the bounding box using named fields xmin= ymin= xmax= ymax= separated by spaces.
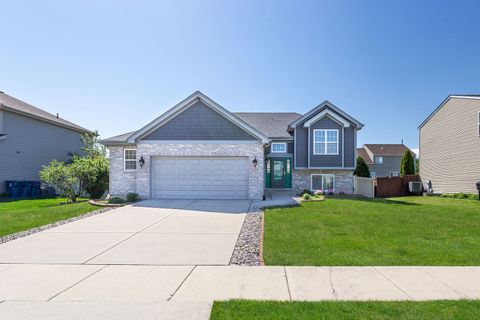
xmin=167 ymin=265 xmax=197 ymax=301
xmin=283 ymin=266 xmax=292 ymax=301
xmin=46 ymin=265 xmax=109 ymax=301
xmin=372 ymin=267 xmax=412 ymax=299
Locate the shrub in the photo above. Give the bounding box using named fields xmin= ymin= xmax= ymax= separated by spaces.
xmin=73 ymin=156 xmax=109 ymax=199
xmin=441 ymin=193 xmax=478 ymax=200
xmin=108 ymin=197 xmax=126 ymax=204
xmin=302 ymin=193 xmax=311 ymax=200
xmin=400 ymin=150 xmax=415 ymax=176
xmin=127 ymin=192 xmax=140 ymax=202
xmin=40 ymin=160 xmax=82 ymax=202
xmin=353 ymin=157 xmax=371 ymax=178
xmin=299 ymin=189 xmax=313 ymax=196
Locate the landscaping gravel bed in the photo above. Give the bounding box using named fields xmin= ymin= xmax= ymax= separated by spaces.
xmin=230 ymin=203 xmax=263 ymax=266
xmin=0 ymin=207 xmax=114 ymax=244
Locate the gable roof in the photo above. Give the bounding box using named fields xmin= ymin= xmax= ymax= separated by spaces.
xmin=234 ymin=112 xmax=301 ymax=139
xmin=123 ymin=91 xmax=269 ymax=144
xmin=289 ymin=100 xmax=364 ymax=129
xmin=363 ymin=144 xmax=411 ymax=156
xmin=357 ymin=147 xmax=373 ymax=163
xmin=418 ymin=94 xmax=480 ymax=129
xmin=0 ymin=91 xmax=90 ymax=133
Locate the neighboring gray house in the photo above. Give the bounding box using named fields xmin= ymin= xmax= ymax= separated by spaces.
xmin=419 ymin=95 xmax=480 ymax=194
xmin=0 ymin=92 xmax=90 ymax=194
xmin=102 ymin=91 xmax=363 ymax=200
xmin=357 ymin=144 xmax=414 ymax=178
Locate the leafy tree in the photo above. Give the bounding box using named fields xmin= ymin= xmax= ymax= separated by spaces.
xmin=400 ymin=150 xmax=415 ymax=176
xmin=72 ymin=156 xmax=109 ymax=199
xmin=415 ymin=158 xmax=419 ymax=175
xmin=81 ymin=131 xmax=106 ymax=158
xmin=40 ymin=160 xmax=83 ymax=202
xmin=40 ymin=130 xmax=109 ymax=201
xmin=354 ymin=156 xmax=371 ymax=178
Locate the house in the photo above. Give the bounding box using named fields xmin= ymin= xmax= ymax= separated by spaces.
xmin=101 ymin=91 xmax=363 ymax=200
xmin=418 ymin=95 xmax=480 ymax=194
xmin=0 ymin=91 xmax=90 ymax=194
xmin=357 ymin=144 xmax=414 ymax=178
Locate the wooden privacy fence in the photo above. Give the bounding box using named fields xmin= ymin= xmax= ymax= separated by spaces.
xmin=375 ymin=175 xmax=421 ymax=198
xmin=353 ymin=176 xmax=375 ymax=198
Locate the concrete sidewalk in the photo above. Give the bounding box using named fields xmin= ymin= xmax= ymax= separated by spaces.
xmin=0 ymin=264 xmax=479 ymax=319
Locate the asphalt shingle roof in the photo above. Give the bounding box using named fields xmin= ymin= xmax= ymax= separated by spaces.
xmin=0 ymin=91 xmax=90 ymax=133
xmin=233 ymin=112 xmax=301 ymax=139
xmin=101 ymin=131 xmax=135 ymax=144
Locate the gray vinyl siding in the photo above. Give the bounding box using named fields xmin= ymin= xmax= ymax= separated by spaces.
xmin=294 ymin=107 xmax=358 ymax=169
xmin=142 ymin=101 xmax=257 ymax=141
xmin=294 ymin=128 xmax=308 ymax=167
xmin=419 ymin=97 xmax=480 ymax=193
xmin=367 ymin=156 xmax=402 ymax=177
xmin=343 ymin=126 xmax=355 ymax=167
xmin=0 ymin=110 xmax=84 ymax=193
xmin=309 ymin=117 xmax=343 ymax=167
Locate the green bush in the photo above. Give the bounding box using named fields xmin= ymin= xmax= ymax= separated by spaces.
xmin=353 ymin=157 xmax=371 ymax=178
xmin=299 ymin=189 xmax=312 ymax=196
xmin=441 ymin=193 xmax=478 ymax=200
xmin=126 ymin=192 xmax=140 ymax=202
xmin=108 ymin=197 xmax=126 ymax=204
xmin=302 ymin=193 xmax=311 ymax=200
xmin=400 ymin=150 xmax=415 ymax=176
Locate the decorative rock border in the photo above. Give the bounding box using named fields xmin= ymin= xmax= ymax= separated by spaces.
xmin=88 ymin=200 xmax=126 ymax=207
xmin=0 ymin=207 xmax=115 ymax=245
xmin=230 ymin=202 xmax=263 ymax=266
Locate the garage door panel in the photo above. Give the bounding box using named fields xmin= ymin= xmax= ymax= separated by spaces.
xmin=151 ymin=157 xmax=249 ymax=199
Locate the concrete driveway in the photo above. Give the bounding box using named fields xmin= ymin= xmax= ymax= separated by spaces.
xmin=0 ymin=199 xmax=250 ymax=265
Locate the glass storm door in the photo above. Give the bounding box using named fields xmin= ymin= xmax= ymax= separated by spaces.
xmin=272 ymin=160 xmax=285 ymax=188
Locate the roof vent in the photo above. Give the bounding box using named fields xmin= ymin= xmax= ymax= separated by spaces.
xmin=56 ymin=113 xmax=59 ymax=119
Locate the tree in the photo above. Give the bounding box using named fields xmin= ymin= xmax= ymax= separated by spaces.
xmin=40 ymin=160 xmax=83 ymax=202
xmin=354 ymin=156 xmax=371 ymax=178
xmin=72 ymin=156 xmax=109 ymax=199
xmin=39 ymin=130 xmax=110 ymax=201
xmin=415 ymin=158 xmax=419 ymax=175
xmin=81 ymin=131 xmax=106 ymax=158
xmin=400 ymin=150 xmax=415 ymax=176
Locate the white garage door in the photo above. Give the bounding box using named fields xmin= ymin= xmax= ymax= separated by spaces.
xmin=151 ymin=157 xmax=249 ymax=199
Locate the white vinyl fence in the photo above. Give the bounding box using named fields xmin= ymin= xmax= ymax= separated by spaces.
xmin=353 ymin=176 xmax=375 ymax=198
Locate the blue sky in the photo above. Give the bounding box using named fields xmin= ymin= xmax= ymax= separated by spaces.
xmin=2 ymin=0 xmax=480 ymax=150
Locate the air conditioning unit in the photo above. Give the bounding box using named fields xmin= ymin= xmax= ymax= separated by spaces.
xmin=409 ymin=181 xmax=422 ymax=193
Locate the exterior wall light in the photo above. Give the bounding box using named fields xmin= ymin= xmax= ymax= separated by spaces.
xmin=139 ymin=156 xmax=145 ymax=168
xmin=252 ymin=157 xmax=258 ymax=168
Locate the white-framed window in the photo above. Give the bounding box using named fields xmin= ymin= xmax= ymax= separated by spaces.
xmin=313 ymin=129 xmax=339 ymax=155
xmin=311 ymin=174 xmax=335 ymax=192
xmin=371 ymin=171 xmax=376 ymax=178
xmin=374 ymin=156 xmax=383 ymax=164
xmin=271 ymin=143 xmax=287 ymax=153
xmin=390 ymin=171 xmax=399 ymax=177
xmin=124 ymin=149 xmax=137 ymax=171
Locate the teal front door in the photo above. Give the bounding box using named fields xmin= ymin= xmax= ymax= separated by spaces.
xmin=266 ymin=157 xmax=292 ymax=188
xmin=272 ymin=159 xmax=285 ymax=188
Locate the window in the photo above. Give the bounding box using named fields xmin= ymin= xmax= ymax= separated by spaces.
xmin=374 ymin=156 xmax=383 ymax=164
xmin=124 ymin=149 xmax=137 ymax=171
xmin=286 ymin=159 xmax=291 ymax=173
xmin=266 ymin=159 xmax=270 ymax=173
xmin=271 ymin=143 xmax=287 ymax=153
xmin=311 ymin=174 xmax=335 ymax=192
xmin=390 ymin=171 xmax=399 ymax=177
xmin=313 ymin=129 xmax=338 ymax=155
xmin=371 ymin=171 xmax=376 ymax=178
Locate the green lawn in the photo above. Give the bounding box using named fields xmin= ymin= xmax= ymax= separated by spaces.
xmin=210 ymin=300 xmax=480 ymax=320
xmin=263 ymin=196 xmax=480 ymax=265
xmin=0 ymin=198 xmax=98 ymax=237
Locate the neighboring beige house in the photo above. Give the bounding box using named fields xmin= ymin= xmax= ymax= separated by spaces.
xmin=418 ymin=95 xmax=480 ymax=194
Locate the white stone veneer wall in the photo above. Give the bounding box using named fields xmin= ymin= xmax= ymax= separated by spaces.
xmin=108 ymin=145 xmax=137 ymax=197
xmin=132 ymin=143 xmax=264 ymax=200
xmin=292 ymin=169 xmax=354 ymax=194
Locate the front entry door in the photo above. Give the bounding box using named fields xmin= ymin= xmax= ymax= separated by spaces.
xmin=272 ymin=159 xmax=285 ymax=188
